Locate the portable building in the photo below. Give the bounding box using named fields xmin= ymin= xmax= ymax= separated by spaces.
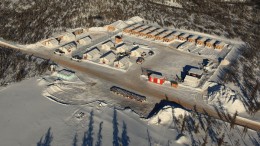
xmin=139 ymin=27 xmax=158 ymax=37
xmin=115 ymin=36 xmax=123 ymax=44
xmin=59 ymin=42 xmax=77 ymax=54
xmin=130 ymin=46 xmax=146 ymax=57
xmin=131 ymin=25 xmax=151 ymax=35
xmin=115 ymin=43 xmax=128 ymax=53
xmin=215 ymin=41 xmax=226 ymax=49
xmin=163 ymin=31 xmax=181 ymax=42
xmin=148 ymin=73 xmax=166 ymax=85
xmin=188 ymin=35 xmax=199 ymax=43
xmin=146 ymin=28 xmax=166 ymax=38
xmin=178 ymin=33 xmax=190 ymax=41
xmin=83 ymin=47 xmax=101 ymax=60
xmin=101 ymin=41 xmax=114 ymax=51
xmin=188 ymin=68 xmax=203 ymax=79
xmin=123 ymin=23 xmax=143 ymax=34
xmin=114 ymin=56 xmax=130 ymax=68
xmin=155 ymin=30 xmax=173 ymax=40
xmin=206 ymin=39 xmax=217 ymax=48
xmin=77 ymin=36 xmax=92 ymax=45
xmin=184 ymin=75 xmax=199 ymax=87
xmin=55 ymin=32 xmax=75 ymax=43
xmin=99 ymin=51 xmax=116 ymax=64
xmin=42 ymin=39 xmax=59 ymax=47
xmin=196 ymin=37 xmax=208 ymax=46
xmin=72 ymin=28 xmax=86 ymax=38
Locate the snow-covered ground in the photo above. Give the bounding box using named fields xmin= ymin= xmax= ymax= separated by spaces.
xmin=0 ymin=78 xmax=259 ymax=146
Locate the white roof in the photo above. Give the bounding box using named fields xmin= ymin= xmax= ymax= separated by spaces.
xmin=110 ymin=20 xmax=128 ymax=29
xmin=179 ymin=33 xmax=190 ymax=38
xmin=149 ymin=28 xmax=166 ymax=36
xmin=101 ymin=51 xmax=116 ymax=60
xmin=157 ymin=30 xmax=174 ymax=38
xmin=197 ymin=37 xmax=207 ymax=41
xmin=79 ymin=36 xmax=91 ymax=41
xmin=188 ymin=35 xmax=199 ymax=39
xmin=62 ymin=42 xmax=76 ymax=49
xmin=125 ymin=23 xmax=143 ymax=30
xmin=116 ymin=56 xmax=129 ymax=64
xmin=165 ymin=31 xmax=180 ymax=39
xmin=116 ymin=43 xmax=128 ymax=49
xmin=141 ymin=27 xmax=158 ymax=34
xmin=215 ymin=41 xmax=226 ymax=46
xmin=125 ymin=16 xmax=144 ymax=25
xmin=206 ymin=39 xmax=217 ymax=44
xmin=85 ymin=47 xmax=100 ymax=56
xmin=150 ymin=73 xmax=164 ymax=79
xmin=102 ymin=41 xmax=114 ymax=47
xmin=189 ymin=68 xmax=203 ymax=75
xmin=133 ymin=25 xmax=151 ymax=32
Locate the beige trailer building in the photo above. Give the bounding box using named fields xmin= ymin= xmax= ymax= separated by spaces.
xmin=115 ymin=43 xmax=128 ymax=53
xmin=130 ymin=47 xmax=146 ymax=57
xmin=59 ymin=42 xmax=77 ymax=54
xmin=131 ymin=25 xmax=151 ymax=35
xmin=196 ymin=37 xmax=208 ymax=46
xmin=55 ymin=32 xmax=75 ymax=44
xmin=188 ymin=35 xmax=199 ymax=43
xmin=72 ymin=28 xmax=86 ymax=38
xmin=99 ymin=51 xmax=116 ymax=64
xmin=101 ymin=41 xmax=114 ymax=51
xmin=163 ymin=31 xmax=181 ymax=42
xmin=146 ymin=28 xmax=166 ymax=38
xmin=114 ymin=56 xmax=130 ymax=69
xmin=83 ymin=47 xmax=101 ymax=60
xmin=178 ymin=33 xmax=190 ymax=41
xmin=155 ymin=30 xmax=173 ymax=40
xmin=215 ymin=41 xmax=226 ymax=49
xmin=138 ymin=27 xmax=158 ymax=37
xmin=123 ymin=23 xmax=143 ymax=34
xmin=42 ymin=38 xmax=59 ymax=47
xmin=206 ymin=39 xmax=216 ymax=48
xmin=77 ymin=36 xmax=92 ymax=45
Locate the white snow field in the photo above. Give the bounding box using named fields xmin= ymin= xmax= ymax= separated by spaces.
xmin=0 ymin=78 xmax=259 ymax=146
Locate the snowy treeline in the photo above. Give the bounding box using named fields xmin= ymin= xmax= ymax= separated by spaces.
xmin=0 ymin=47 xmax=51 ymax=86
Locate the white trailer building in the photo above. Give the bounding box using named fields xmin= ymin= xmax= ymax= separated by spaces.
xmin=114 ymin=56 xmax=130 ymax=69
xmin=77 ymin=36 xmax=92 ymax=45
xmin=101 ymin=41 xmax=114 ymax=51
xmin=99 ymin=51 xmax=116 ymax=64
xmin=83 ymin=47 xmax=101 ymax=60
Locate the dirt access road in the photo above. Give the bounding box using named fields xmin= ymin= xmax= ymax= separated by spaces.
xmin=1 ymin=41 xmax=260 ymax=131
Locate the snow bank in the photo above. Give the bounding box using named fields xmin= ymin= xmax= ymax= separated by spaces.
xmin=176 ymin=134 xmax=191 ymax=145
xmin=208 ymin=83 xmax=246 ymax=113
xmin=147 ymin=106 xmax=189 ymax=126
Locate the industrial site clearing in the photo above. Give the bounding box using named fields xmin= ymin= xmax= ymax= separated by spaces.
xmin=1 ymin=16 xmax=259 ymax=146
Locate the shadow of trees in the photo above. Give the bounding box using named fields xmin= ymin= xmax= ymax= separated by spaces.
xmin=82 ymin=110 xmax=94 ymax=146
xmin=113 ymin=107 xmax=119 ymax=146
xmin=37 ymin=127 xmax=53 ymax=146
xmin=95 ymin=121 xmax=103 ymax=146
xmin=121 ymin=121 xmax=130 ymax=146
xmin=72 ymin=133 xmax=78 ymax=146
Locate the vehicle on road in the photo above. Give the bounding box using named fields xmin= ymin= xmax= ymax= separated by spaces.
xmin=71 ymin=55 xmax=83 ymax=62
xmin=54 ymin=49 xmax=65 ymax=56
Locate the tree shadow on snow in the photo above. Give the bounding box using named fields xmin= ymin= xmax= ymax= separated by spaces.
xmin=113 ymin=107 xmax=119 ymax=146
xmin=95 ymin=121 xmax=103 ymax=146
xmin=72 ymin=133 xmax=78 ymax=146
xmin=37 ymin=127 xmax=53 ymax=146
xmin=121 ymin=121 xmax=130 ymax=146
xmin=82 ymin=110 xmax=94 ymax=146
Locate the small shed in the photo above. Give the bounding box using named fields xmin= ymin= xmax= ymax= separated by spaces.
xmin=131 ymin=25 xmax=150 ymax=35
xmin=59 ymin=42 xmax=77 ymax=54
xmin=123 ymin=23 xmax=143 ymax=34
xmin=188 ymin=68 xmax=203 ymax=79
xmin=147 ymin=28 xmax=166 ymax=38
xmin=83 ymin=47 xmax=101 ymax=60
xmin=101 ymin=41 xmax=114 ymax=51
xmin=77 ymin=36 xmax=92 ymax=45
xmin=215 ymin=41 xmax=226 ymax=49
xmin=114 ymin=56 xmax=130 ymax=68
xmin=115 ymin=43 xmax=128 ymax=53
xmin=188 ymin=35 xmax=199 ymax=43
xmin=196 ymin=37 xmax=208 ymax=46
xmin=163 ymin=31 xmax=181 ymax=42
xmin=115 ymin=36 xmax=123 ymax=44
xmin=130 ymin=46 xmax=145 ymax=57
xmin=57 ymin=69 xmax=76 ymax=80
xmin=72 ymin=28 xmax=86 ymax=38
xmin=99 ymin=51 xmax=116 ymax=64
xmin=149 ymin=73 xmax=166 ymax=85
xmin=206 ymin=39 xmax=216 ymax=48
xmin=42 ymin=39 xmax=59 ymax=47
xmin=178 ymin=33 xmax=190 ymax=41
